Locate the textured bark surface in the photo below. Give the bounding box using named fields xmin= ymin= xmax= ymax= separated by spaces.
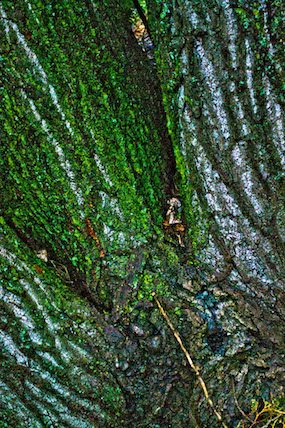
xmin=0 ymin=0 xmax=284 ymax=427
xmin=147 ymin=0 xmax=285 ymax=425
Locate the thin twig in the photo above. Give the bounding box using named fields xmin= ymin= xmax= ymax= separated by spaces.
xmin=152 ymin=293 xmax=229 ymax=428
xmin=249 ymin=407 xmax=285 ymax=428
xmin=231 ymin=377 xmax=254 ymax=423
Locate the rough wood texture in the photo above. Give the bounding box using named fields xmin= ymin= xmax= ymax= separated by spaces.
xmin=0 ymin=0 xmax=284 ymax=426
xmin=147 ymin=0 xmax=285 ymax=425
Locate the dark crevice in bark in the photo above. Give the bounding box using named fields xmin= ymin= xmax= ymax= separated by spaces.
xmin=122 ymin=29 xmax=177 ymax=201
xmin=0 ymin=209 xmax=113 ymax=313
xmin=131 ymin=0 xmax=153 ymax=42
xmin=85 ymin=0 xmax=177 ymax=204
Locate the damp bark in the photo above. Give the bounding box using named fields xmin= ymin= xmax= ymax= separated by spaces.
xmin=0 ymin=0 xmax=285 ymax=427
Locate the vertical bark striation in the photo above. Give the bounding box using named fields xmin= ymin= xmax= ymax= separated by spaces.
xmin=0 ymin=0 xmax=177 ymax=426
xmin=0 ymin=0 xmax=285 ymax=426
xmin=148 ymin=0 xmax=285 ymax=425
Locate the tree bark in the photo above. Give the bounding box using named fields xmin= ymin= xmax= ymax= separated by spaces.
xmin=0 ymin=0 xmax=284 ymax=427
xmin=147 ymin=0 xmax=285 ymax=425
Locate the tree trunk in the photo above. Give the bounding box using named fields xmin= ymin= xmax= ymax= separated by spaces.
xmin=0 ymin=0 xmax=284 ymax=427
xmin=147 ymin=0 xmax=285 ymax=425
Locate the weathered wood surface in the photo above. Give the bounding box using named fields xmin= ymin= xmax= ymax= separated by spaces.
xmin=0 ymin=0 xmax=284 ymax=426
xmin=147 ymin=0 xmax=285 ymax=424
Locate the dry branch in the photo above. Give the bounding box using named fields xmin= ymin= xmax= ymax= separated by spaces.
xmin=153 ymin=293 xmax=229 ymax=428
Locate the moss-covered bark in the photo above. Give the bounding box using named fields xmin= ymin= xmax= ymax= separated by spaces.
xmin=0 ymin=0 xmax=284 ymax=427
